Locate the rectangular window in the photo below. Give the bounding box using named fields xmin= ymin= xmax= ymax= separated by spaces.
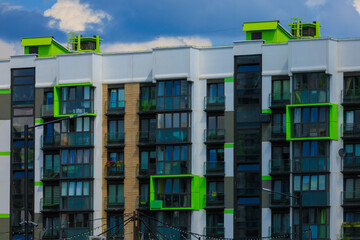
xmin=155 ymin=178 xmax=191 ymax=208
xmin=293 ymin=72 xmax=329 ymax=104
xmin=293 ymin=141 xmax=329 ymax=172
xmin=156 ymin=80 xmax=190 ymax=110
xmin=271 ymin=76 xmax=290 ymax=106
xmin=61 ymin=181 xmax=92 ymax=210
xmin=157 ymin=112 xmax=191 ymax=143
xmin=59 ymin=85 xmax=94 ymax=115
xmin=344 ymin=74 xmax=360 ymax=102
xmin=60 ymin=149 xmax=92 ymax=178
xmin=292 ymin=107 xmax=329 ymax=138
xmin=293 ymin=175 xmax=329 ymax=206
xmin=156 ymin=145 xmax=189 ymax=174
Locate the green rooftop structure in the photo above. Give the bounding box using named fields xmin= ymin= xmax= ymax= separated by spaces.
xmin=243 ymin=18 xmax=322 ymax=44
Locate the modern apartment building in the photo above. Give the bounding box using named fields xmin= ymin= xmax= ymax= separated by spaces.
xmin=0 ymin=19 xmax=359 ymax=239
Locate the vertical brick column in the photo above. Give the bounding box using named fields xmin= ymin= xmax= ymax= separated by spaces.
xmin=124 ymin=83 xmax=140 ymax=239
xmin=102 ymin=84 xmax=108 ymax=233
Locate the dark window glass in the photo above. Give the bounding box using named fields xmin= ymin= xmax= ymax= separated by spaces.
xmin=29 ymin=47 xmax=38 ymax=54
xmin=293 ymin=72 xmax=329 ymax=104
xmin=12 ymin=69 xmax=34 ymax=77
xmin=12 ymin=86 xmax=34 ymax=105
xmin=251 ymin=32 xmax=262 ymax=40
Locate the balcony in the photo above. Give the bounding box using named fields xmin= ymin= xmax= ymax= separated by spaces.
xmin=292 ymin=157 xmax=329 ymax=172
xmin=59 ymin=101 xmax=94 ymax=115
xmin=41 ymin=104 xmax=54 ymax=118
xmin=136 ymin=195 xmax=150 ymax=210
xmin=204 ymin=129 xmax=225 ymax=144
xmin=136 ymin=163 xmax=156 ymax=178
xmin=269 ymin=159 xmax=290 ymax=175
xmin=292 ymin=122 xmax=329 ymax=138
xmin=156 ymin=95 xmax=191 ymax=111
xmin=204 ymin=227 xmax=225 ymax=238
xmin=155 ymin=193 xmax=191 ymax=208
xmin=342 ymin=89 xmax=360 ymax=105
xmin=270 ymin=125 xmax=286 ymax=141
xmin=41 ymin=167 xmax=59 ymax=180
xmin=60 ymin=132 xmax=94 ymax=147
xmin=106 ymin=100 xmax=125 ymax=115
xmin=137 ymin=99 xmax=156 ymax=114
xmin=342 ymin=191 xmax=360 ymax=206
xmin=156 ymin=128 xmax=191 ymax=143
xmin=342 ymin=157 xmax=360 ymax=173
xmin=342 ymin=223 xmax=360 ymax=240
xmin=269 ymin=193 xmax=290 ymax=208
xmin=342 ymin=123 xmax=360 ymax=139
xmin=41 ymin=197 xmax=59 ymax=211
xmin=269 ymin=93 xmax=290 ymax=108
xmin=105 ymin=132 xmax=125 ymax=147
xmin=105 ymin=196 xmax=125 ymax=211
xmin=269 ymin=226 xmax=291 ymax=239
xmin=136 ymin=131 xmax=156 ymax=146
xmin=205 ymin=193 xmax=225 ymax=208
xmin=105 ymin=165 xmax=124 ymax=179
xmin=204 ymin=96 xmax=225 ymax=112
xmin=43 ymin=228 xmax=60 ymax=239
xmin=61 ymin=196 xmax=92 ymax=210
xmin=156 ymin=161 xmax=189 ymax=175
xmin=42 ymin=134 xmax=61 ymax=149
xmin=204 ymin=161 xmax=225 ymax=176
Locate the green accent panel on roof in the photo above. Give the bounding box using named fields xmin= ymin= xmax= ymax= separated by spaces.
xmin=21 ymin=37 xmax=53 ymax=46
xmin=262 ymin=109 xmax=272 ymax=114
xmin=224 ymin=78 xmax=234 ymax=83
xmin=35 ymin=118 xmax=44 ymax=124
xmin=224 ymin=143 xmax=234 ymax=148
xmin=262 ymin=175 xmax=272 ymax=180
xmin=0 ymin=89 xmax=11 ymax=94
xmin=35 ymin=181 xmax=43 ymax=186
xmin=0 ymin=214 xmax=9 ymax=218
xmin=243 ymin=21 xmax=279 ymax=31
xmin=224 ymin=209 xmax=234 ymax=214
xmin=286 ymin=103 xmax=338 ymax=141
xmin=150 ymin=175 xmax=206 ymax=210
xmin=0 ymin=152 xmax=10 ymax=156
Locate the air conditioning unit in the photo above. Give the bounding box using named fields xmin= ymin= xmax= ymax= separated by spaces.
xmin=88 ymin=236 xmax=106 ymax=240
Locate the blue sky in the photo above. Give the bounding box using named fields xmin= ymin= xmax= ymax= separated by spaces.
xmin=1 ymin=0 xmax=360 ymax=57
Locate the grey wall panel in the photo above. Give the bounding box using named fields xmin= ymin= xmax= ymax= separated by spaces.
xmin=0 ymin=218 xmax=10 ymax=239
xmin=224 ymin=111 xmax=234 ymax=142
xmin=262 ymin=180 xmax=271 ymax=208
xmin=0 ymin=94 xmax=11 ymax=120
xmin=225 ymin=176 xmax=234 ymax=208
xmin=35 ymin=88 xmax=44 ymax=119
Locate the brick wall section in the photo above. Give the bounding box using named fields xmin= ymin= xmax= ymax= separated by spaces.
xmin=102 ymin=84 xmax=108 ymax=233
xmin=124 ymin=83 xmax=140 ymax=239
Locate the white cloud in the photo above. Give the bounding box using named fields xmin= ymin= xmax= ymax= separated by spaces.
xmin=44 ymin=0 xmax=111 ymax=32
xmin=0 ymin=39 xmax=20 ymax=59
xmin=305 ymin=0 xmax=327 ymax=7
xmin=0 ymin=3 xmax=23 ymax=12
xmin=102 ymin=36 xmax=212 ymax=52
xmin=353 ymin=0 xmax=360 ymax=14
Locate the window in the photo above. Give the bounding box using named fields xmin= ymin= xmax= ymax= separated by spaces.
xmin=43 ymin=185 xmax=60 ymax=209
xmin=344 ymin=74 xmax=360 ymax=101
xmin=43 ymin=216 xmax=59 ymax=238
xmin=60 ymin=117 xmax=94 ymax=146
xmin=139 ymin=85 xmax=156 ymax=111
xmin=60 ymin=85 xmax=94 ymax=114
xmin=157 ymin=112 xmax=190 ymax=143
xmin=344 ymin=177 xmax=360 ymax=201
xmin=236 ymin=206 xmax=261 ymax=237
xmin=155 ymin=211 xmax=190 ymax=239
xmin=251 ymin=32 xmax=262 ymax=40
xmin=292 ymin=106 xmax=329 ymax=138
xmin=344 ymin=109 xmax=360 ymax=135
xmin=107 ymin=119 xmax=124 ymax=143
xmin=156 ymin=145 xmax=189 ymax=174
xmin=206 ymin=213 xmax=224 ymax=237
xmin=61 ymin=149 xmax=92 ymax=178
xmin=271 ymin=76 xmax=290 ymax=105
xmin=206 ymin=148 xmax=224 ymax=174
xmin=108 ymin=88 xmax=124 ymax=109
xmin=139 ymin=183 xmax=149 ymax=206
xmin=139 ymin=150 xmax=156 ymax=175
xmin=271 ymin=112 xmax=286 ymax=138
xmin=207 ymin=181 xmax=224 ymax=206
xmin=155 ymin=178 xmax=191 ymax=208
xmin=61 ymin=181 xmax=92 ymax=210
xmin=293 ymin=141 xmax=329 ymax=172
xmin=43 ymin=153 xmax=60 ymax=178
xmin=293 ymin=208 xmax=329 ymax=239
xmin=29 ymin=47 xmax=38 ymax=54
xmin=271 ymin=212 xmax=290 ymax=236
xmin=139 ymin=118 xmax=156 ymax=143
xmin=108 ymin=184 xmax=124 ymax=207
xmin=271 ymin=145 xmax=290 ymax=173
xmin=157 ymin=80 xmax=190 ymax=110
xmin=236 ymin=129 xmax=261 ymax=163
xmin=206 ymin=82 xmax=224 ymax=107
xmin=236 ymin=166 xmax=260 ymax=195
xmin=107 ymin=215 xmax=124 ymax=238
xmin=107 ymin=151 xmax=124 ymax=177
xmin=206 ymin=115 xmax=225 ymax=141
xmin=293 ymin=174 xmax=328 ymax=206
xmin=293 ymin=72 xmax=329 ymax=104
xmin=344 ymin=143 xmax=360 ymax=170
xmin=271 ymin=179 xmax=290 ymax=204
xmin=61 ymin=213 xmax=91 ymax=232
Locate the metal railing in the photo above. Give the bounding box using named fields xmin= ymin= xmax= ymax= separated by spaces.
xmin=342 ymin=123 xmax=360 ymax=138
xmin=204 ymin=161 xmax=225 ymax=175
xmin=269 ymin=159 xmax=290 ymax=174
xmin=268 ymin=226 xmax=291 ymax=239
xmin=105 ymin=165 xmax=124 ymax=178
xmin=342 ymin=157 xmax=360 ymax=172
xmin=136 ymin=131 xmax=156 ymax=145
xmin=105 ymin=196 xmax=125 ymax=210
xmin=204 ymin=96 xmax=225 ymax=111
xmin=204 ymin=227 xmax=225 ymax=238
xmin=137 ymin=99 xmax=156 ymax=113
xmin=136 ymin=195 xmax=150 ymax=209
xmin=42 ymin=197 xmax=60 ymax=211
xmin=156 ymin=95 xmax=191 ymax=111
xmin=136 ymin=163 xmax=156 ymax=178
xmin=204 ymin=129 xmax=225 ymax=143
xmin=106 ymin=100 xmax=125 ymax=115
xmin=269 ymin=93 xmax=290 ymax=108
xmin=41 ymin=167 xmax=59 ymax=179
xmin=60 ymin=101 xmax=94 ymax=115
xmin=105 ymin=132 xmax=125 ymax=146
xmin=155 ymin=193 xmax=191 ymax=208
xmin=205 ymin=193 xmax=225 ymax=207
xmin=156 ymin=161 xmax=189 ymax=175
xmin=292 ymin=122 xmax=329 ymax=138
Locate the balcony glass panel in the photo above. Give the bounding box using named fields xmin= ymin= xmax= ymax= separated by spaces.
xmin=204 ymin=129 xmax=225 ymax=142
xmin=269 ymin=159 xmax=290 ymax=174
xmin=204 ymin=96 xmax=225 ymax=111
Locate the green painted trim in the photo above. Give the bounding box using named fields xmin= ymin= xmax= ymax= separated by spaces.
xmin=224 ymin=143 xmax=234 ymax=148
xmin=0 ymin=214 xmax=10 ymax=218
xmin=21 ymin=37 xmax=52 ymax=46
xmin=286 ymin=103 xmax=338 ymax=141
xmin=0 ymin=152 xmax=10 ymax=156
xmin=35 ymin=118 xmax=44 ymax=124
xmin=150 ymin=175 xmax=206 ymax=210
xmin=262 ymin=109 xmax=272 ymax=114
xmin=224 ymin=209 xmax=234 ymax=214
xmin=53 ymin=83 xmax=94 ymax=117
xmin=35 ymin=181 xmax=43 ymax=186
xmin=262 ymin=175 xmax=272 ymax=180
xmin=224 ymin=78 xmax=234 ymax=83
xmin=0 ymin=89 xmax=11 ymax=94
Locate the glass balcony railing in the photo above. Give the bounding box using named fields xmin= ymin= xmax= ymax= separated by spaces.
xmin=269 ymin=226 xmax=291 ymax=239
xmin=342 ymin=123 xmax=360 ymax=138
xmin=342 ymin=223 xmax=360 ymax=240
xmin=292 ymin=122 xmax=329 ymax=138
xmin=342 ymin=157 xmax=360 ymax=172
xmin=292 ymin=89 xmax=329 ymax=104
xmin=42 ymin=197 xmax=60 ymax=211
xmin=136 ymin=163 xmax=156 ymax=178
xmin=204 ymin=161 xmax=225 ymax=176
xmin=204 ymin=227 xmax=225 ymax=238
xmin=204 ymin=129 xmax=225 ymax=143
xmin=41 ymin=167 xmax=59 ymax=180
xmin=156 ymin=96 xmax=191 ymax=111
xmin=105 ymin=196 xmax=124 ymax=210
xmin=137 ymin=99 xmax=156 ymax=113
xmin=106 ymin=100 xmax=125 ymax=115
xmin=136 ymin=195 xmax=150 ymax=209
xmin=42 ymin=134 xmax=61 ymax=148
xmin=205 ymin=193 xmax=225 ymax=208
xmin=43 ymin=228 xmax=60 ymax=239
xmin=156 ymin=128 xmax=190 ymax=143
xmin=204 ymin=96 xmax=225 ymax=111
xmin=61 ymin=196 xmax=92 ymax=210
xmin=60 ymin=132 xmax=94 ymax=146
xmin=105 ymin=165 xmax=124 ymax=179
xmin=292 ymin=157 xmax=329 ymax=172
xmin=136 ymin=131 xmax=156 ymax=145
xmin=342 ymin=89 xmax=360 ymax=104
xmin=155 ymin=193 xmax=191 ymax=208
xmin=269 ymin=193 xmax=290 ymax=207
xmin=105 ymin=132 xmax=125 ymax=147
xmin=60 ymin=101 xmax=94 ymax=115
xmin=269 ymin=159 xmax=290 ymax=174
xmin=342 ymin=191 xmax=360 ymax=206
xmin=270 ymin=125 xmax=286 ymax=140
xmin=269 ymin=93 xmax=290 ymax=108
xmin=40 ymin=104 xmax=54 ymax=117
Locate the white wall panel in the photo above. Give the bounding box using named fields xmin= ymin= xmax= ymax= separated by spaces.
xmin=153 ymin=48 xmax=190 ymax=79
xmin=262 ymin=44 xmax=288 ymax=75
xmin=35 ymin=58 xmax=57 ymax=87
xmin=199 ymin=47 xmax=233 ymax=79
xmin=0 ymin=60 xmax=10 ymax=89
xmin=58 ymin=54 xmax=92 ymax=83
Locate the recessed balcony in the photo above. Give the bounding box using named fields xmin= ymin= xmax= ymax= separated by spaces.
xmin=105 ymin=100 xmax=125 ymax=115
xmin=41 ymin=104 xmax=54 ymax=118
xmin=136 ymin=131 xmax=156 ymax=146
xmin=205 ymin=193 xmax=225 ymax=209
xmin=105 ymin=132 xmax=125 ymax=148
xmin=137 ymin=99 xmax=156 ymax=114
xmin=204 ymin=161 xmax=225 ymax=176
xmin=269 ymin=159 xmax=290 ymax=175
xmin=204 ymin=129 xmax=225 ymax=144
xmin=204 ymin=96 xmax=225 ymax=112
xmin=105 ymin=196 xmax=125 ymax=211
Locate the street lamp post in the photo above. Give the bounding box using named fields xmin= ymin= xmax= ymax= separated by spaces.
xmin=262 ymin=188 xmax=303 ymax=240
xmin=23 ymin=113 xmax=87 ymax=240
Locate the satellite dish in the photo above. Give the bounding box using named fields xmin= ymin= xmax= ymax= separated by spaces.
xmin=338 ymin=148 xmax=346 ymax=158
